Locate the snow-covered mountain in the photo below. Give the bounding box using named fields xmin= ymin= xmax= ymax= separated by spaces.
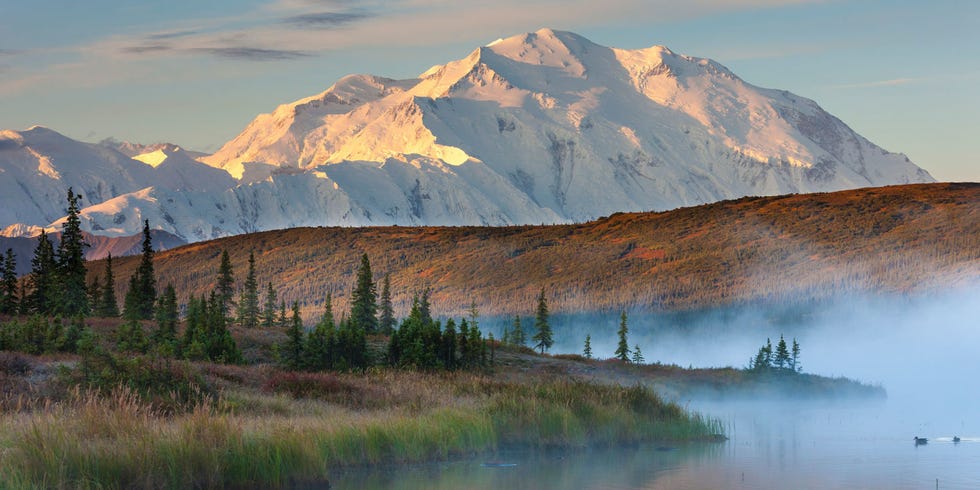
xmin=1 ymin=29 xmax=933 ymax=242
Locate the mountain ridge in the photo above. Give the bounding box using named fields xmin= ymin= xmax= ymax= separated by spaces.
xmin=1 ymin=29 xmax=934 ymax=242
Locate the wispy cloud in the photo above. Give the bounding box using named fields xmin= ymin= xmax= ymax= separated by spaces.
xmin=146 ymin=30 xmax=201 ymax=41
xmin=282 ymin=11 xmax=370 ymax=28
xmin=193 ymin=47 xmax=310 ymax=61
xmin=0 ymin=0 xmax=829 ymax=95
xmin=831 ymin=78 xmax=919 ymax=89
xmin=122 ymin=44 xmax=174 ymax=55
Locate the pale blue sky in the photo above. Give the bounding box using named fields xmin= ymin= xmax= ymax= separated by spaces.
xmin=1 ymin=0 xmax=976 ymax=181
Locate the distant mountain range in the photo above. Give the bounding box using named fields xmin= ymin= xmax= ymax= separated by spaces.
xmin=93 ymin=183 xmax=979 ymax=317
xmin=0 ymin=29 xmax=933 ymax=243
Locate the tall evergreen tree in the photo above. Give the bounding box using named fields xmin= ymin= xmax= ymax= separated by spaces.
xmin=791 ymin=338 xmax=801 ymax=373
xmin=282 ymin=302 xmax=305 ymax=370
xmin=237 ymin=251 xmax=260 ymax=328
xmin=532 ymin=288 xmax=553 ymax=354
xmin=378 ymin=273 xmax=395 ymax=335
xmin=98 ymin=253 xmax=119 ymax=317
xmin=28 ymin=230 xmax=56 ymax=314
xmin=511 ymin=315 xmax=525 ymax=347
xmin=774 ymin=335 xmax=791 ymax=369
xmin=349 ymin=253 xmax=378 ymax=333
xmin=216 ymin=250 xmax=235 ymax=318
xmin=125 ymin=221 xmax=156 ymax=320
xmin=55 ymin=187 xmax=88 ymax=316
xmin=87 ymin=275 xmax=102 ymax=315
xmin=262 ymin=282 xmax=278 ymax=328
xmin=153 ymin=284 xmax=178 ymax=346
xmin=615 ymin=311 xmax=631 ymax=362
xmin=1 ymin=249 xmax=19 ymax=314
xmin=583 ymin=334 xmax=592 ymax=359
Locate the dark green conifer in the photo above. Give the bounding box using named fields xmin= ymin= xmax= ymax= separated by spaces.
xmin=511 ymin=315 xmax=525 ymax=347
xmin=237 ymin=251 xmax=259 ymax=328
xmin=378 ymin=273 xmax=395 ymax=335
xmin=532 ymin=288 xmax=553 ymax=354
xmin=583 ymin=334 xmax=592 ymax=359
xmin=98 ymin=253 xmax=119 ymax=317
xmin=349 ymin=253 xmax=378 ymax=333
xmin=791 ymin=338 xmax=801 ymax=373
xmin=262 ymin=282 xmax=277 ymax=328
xmin=153 ymin=284 xmax=178 ymax=345
xmin=774 ymin=335 xmax=791 ymax=369
xmin=631 ymin=344 xmax=644 ymax=364
xmin=28 ymin=230 xmax=56 ymax=314
xmin=282 ymin=302 xmax=305 ymax=370
xmin=216 ymin=250 xmax=235 ymax=318
xmin=0 ymin=249 xmax=17 ymax=314
xmin=55 ymin=187 xmax=88 ymax=316
xmin=615 ymin=311 xmax=630 ymax=362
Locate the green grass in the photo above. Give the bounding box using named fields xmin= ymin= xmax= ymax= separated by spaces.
xmin=0 ymin=372 xmax=721 ymax=489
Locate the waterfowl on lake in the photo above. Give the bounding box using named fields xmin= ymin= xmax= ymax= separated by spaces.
xmin=953 ymin=436 xmax=961 ymax=443
xmin=914 ymin=437 xmax=928 ymax=445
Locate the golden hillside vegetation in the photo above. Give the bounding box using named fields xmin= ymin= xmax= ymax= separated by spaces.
xmin=95 ymin=183 xmax=979 ymax=319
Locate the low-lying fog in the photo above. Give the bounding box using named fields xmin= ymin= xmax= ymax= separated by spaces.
xmin=487 ymin=286 xmax=980 ymax=436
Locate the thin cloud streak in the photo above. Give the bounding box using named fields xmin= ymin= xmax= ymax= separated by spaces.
xmin=282 ymin=11 xmax=370 ymax=28
xmin=193 ymin=47 xmax=311 ymax=61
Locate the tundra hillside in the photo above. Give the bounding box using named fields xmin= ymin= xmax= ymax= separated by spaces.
xmin=98 ymin=183 xmax=979 ymax=318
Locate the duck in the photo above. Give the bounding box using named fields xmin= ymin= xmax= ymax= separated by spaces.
xmin=914 ymin=437 xmax=928 ymax=445
xmin=953 ymin=436 xmax=961 ymax=443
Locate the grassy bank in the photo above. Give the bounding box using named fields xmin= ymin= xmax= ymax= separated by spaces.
xmin=0 ymin=361 xmax=722 ymax=489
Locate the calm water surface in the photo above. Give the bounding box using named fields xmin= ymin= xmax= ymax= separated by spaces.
xmin=331 ymin=398 xmax=979 ymax=489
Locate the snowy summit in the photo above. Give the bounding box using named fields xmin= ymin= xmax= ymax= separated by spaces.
xmin=1 ymin=29 xmax=932 ymax=242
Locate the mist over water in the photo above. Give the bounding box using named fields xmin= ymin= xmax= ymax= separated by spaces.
xmin=460 ymin=287 xmax=980 ymax=489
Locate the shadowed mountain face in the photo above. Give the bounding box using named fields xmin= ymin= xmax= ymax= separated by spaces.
xmin=1 ymin=29 xmax=933 ymax=244
xmin=93 ymin=184 xmax=976 ymax=318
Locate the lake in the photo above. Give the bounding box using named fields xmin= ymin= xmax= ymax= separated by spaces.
xmin=330 ymin=397 xmax=979 ymax=489
xmin=332 ymin=290 xmax=980 ymax=488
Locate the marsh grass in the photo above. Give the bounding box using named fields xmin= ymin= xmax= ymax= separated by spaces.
xmin=0 ymin=370 xmax=720 ymax=488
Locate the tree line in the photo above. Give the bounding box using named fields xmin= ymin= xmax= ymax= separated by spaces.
xmin=0 ymin=190 xmax=566 ymax=374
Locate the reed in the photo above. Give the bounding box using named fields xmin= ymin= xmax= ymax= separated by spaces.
xmin=0 ymin=373 xmax=720 ymax=488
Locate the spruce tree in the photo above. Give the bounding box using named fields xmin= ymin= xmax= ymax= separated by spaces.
xmin=583 ymin=334 xmax=592 ymax=359
xmin=87 ymin=275 xmax=101 ymax=316
xmin=55 ymin=187 xmax=88 ymax=316
xmin=28 ymin=230 xmax=56 ymax=314
xmin=283 ymin=302 xmax=305 ymax=370
xmin=306 ymin=293 xmax=336 ymax=370
xmin=98 ymin=253 xmax=119 ymax=317
xmin=216 ymin=250 xmax=235 ymax=319
xmin=774 ymin=335 xmax=791 ymax=370
xmin=153 ymin=284 xmax=178 ymax=346
xmin=126 ymin=221 xmax=156 ymax=320
xmin=1 ymin=249 xmax=19 ymax=314
xmin=632 ymin=344 xmax=644 ymax=364
xmin=278 ymin=300 xmax=287 ymax=328
xmin=531 ymin=288 xmax=553 ymax=354
xmin=349 ymin=253 xmax=378 ymax=334
xmin=237 ymin=251 xmax=260 ymax=328
xmin=791 ymin=338 xmax=801 ymax=373
xmin=615 ymin=311 xmax=631 ymax=362
xmin=262 ymin=282 xmax=277 ymax=328
xmin=378 ymin=273 xmax=395 ymax=335
xmin=511 ymin=315 xmax=525 ymax=347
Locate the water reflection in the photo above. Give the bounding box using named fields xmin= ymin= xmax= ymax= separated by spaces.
xmin=329 ymin=398 xmax=980 ymax=490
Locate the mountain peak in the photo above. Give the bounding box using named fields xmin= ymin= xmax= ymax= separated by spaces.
xmin=2 ymin=30 xmax=934 ymax=243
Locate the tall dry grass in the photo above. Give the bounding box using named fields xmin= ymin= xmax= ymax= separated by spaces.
xmin=0 ymin=371 xmax=720 ymax=488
